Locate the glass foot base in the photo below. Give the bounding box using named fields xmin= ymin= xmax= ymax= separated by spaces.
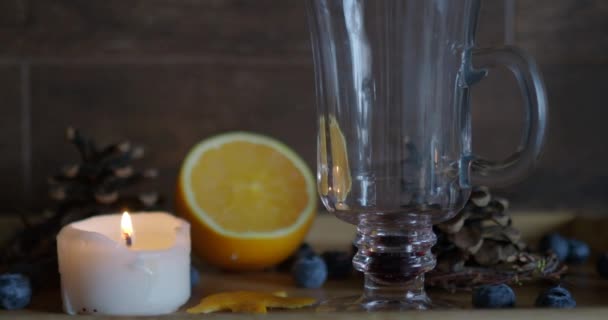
xmin=316 ymin=295 xmax=458 ymax=312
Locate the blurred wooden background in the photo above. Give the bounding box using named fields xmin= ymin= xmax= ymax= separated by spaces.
xmin=0 ymin=0 xmax=607 ymax=212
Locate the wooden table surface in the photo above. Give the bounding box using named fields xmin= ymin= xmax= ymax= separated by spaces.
xmin=2 ymin=211 xmax=608 ymax=319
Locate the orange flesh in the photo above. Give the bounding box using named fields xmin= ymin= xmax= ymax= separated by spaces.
xmin=190 ymin=141 xmax=308 ymax=233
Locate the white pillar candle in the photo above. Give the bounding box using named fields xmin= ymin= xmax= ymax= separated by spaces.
xmin=56 ymin=212 xmax=191 ymax=316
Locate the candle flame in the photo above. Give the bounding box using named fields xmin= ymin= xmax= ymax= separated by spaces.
xmin=121 ymin=211 xmax=133 ymax=246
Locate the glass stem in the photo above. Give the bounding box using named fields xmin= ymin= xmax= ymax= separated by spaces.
xmin=352 ymin=214 xmax=436 ymax=307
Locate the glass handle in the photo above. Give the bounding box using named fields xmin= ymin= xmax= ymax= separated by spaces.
xmin=471 ymin=46 xmax=549 ymax=186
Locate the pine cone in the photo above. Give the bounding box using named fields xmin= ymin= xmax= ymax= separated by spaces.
xmin=429 ymin=186 xmax=566 ymax=291
xmin=435 ymin=187 xmax=526 ymax=267
xmin=49 ymin=128 xmax=160 ymax=213
xmin=1 ymin=128 xmax=163 ymax=273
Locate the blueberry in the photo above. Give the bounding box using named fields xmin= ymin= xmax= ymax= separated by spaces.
xmin=190 ymin=265 xmax=200 ymax=288
xmin=566 ymin=239 xmax=590 ymax=264
xmin=535 ymin=286 xmax=576 ymax=308
xmin=597 ymin=252 xmax=608 ymax=278
xmin=0 ymin=273 xmax=32 ymax=310
xmin=539 ymin=233 xmax=569 ymax=261
xmin=321 ymin=251 xmax=352 ymax=280
xmin=472 ymin=284 xmax=516 ymax=308
xmin=292 ymin=255 xmax=327 ymax=288
xmin=277 ymin=243 xmax=316 ymax=272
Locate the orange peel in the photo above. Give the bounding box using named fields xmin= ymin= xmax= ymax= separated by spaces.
xmin=175 ymin=132 xmax=317 ymax=270
xmin=186 ymin=291 xmax=317 ymax=314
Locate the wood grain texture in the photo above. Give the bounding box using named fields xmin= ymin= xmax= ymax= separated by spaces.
xmin=0 ymin=65 xmax=24 ymax=209
xmin=8 ymin=0 xmax=608 ymax=211
xmin=496 ymin=0 xmax=608 ymax=209
xmin=0 ymin=0 xmax=311 ymax=60
xmin=0 ymin=0 xmax=505 ymax=60
xmin=3 ymin=309 xmax=608 ymax=320
xmin=10 ymin=0 xmax=507 ymax=210
xmin=3 ymin=213 xmax=608 ymax=319
xmin=471 ymin=66 xmax=524 ymax=162
xmin=29 ymin=63 xmax=316 ymax=210
xmin=0 ymin=0 xmax=28 ymax=27
xmin=515 ymin=0 xmax=608 ymax=64
xmin=495 ymin=64 xmax=608 ymax=210
xmin=477 ymin=0 xmax=506 ymax=47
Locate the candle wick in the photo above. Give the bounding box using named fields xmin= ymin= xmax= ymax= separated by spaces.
xmin=124 ymin=233 xmax=132 ymax=247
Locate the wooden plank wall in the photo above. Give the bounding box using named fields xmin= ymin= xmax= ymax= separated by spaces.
xmin=0 ymin=0 xmax=605 ymax=212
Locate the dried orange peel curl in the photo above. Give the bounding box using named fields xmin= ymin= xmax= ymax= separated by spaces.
xmin=186 ymin=291 xmax=317 ymax=314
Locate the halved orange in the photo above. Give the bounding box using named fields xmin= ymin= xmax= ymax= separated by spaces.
xmin=175 ymin=132 xmax=316 ymax=270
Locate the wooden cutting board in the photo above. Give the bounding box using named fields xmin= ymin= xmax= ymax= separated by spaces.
xmin=2 ymin=211 xmax=608 ymax=319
